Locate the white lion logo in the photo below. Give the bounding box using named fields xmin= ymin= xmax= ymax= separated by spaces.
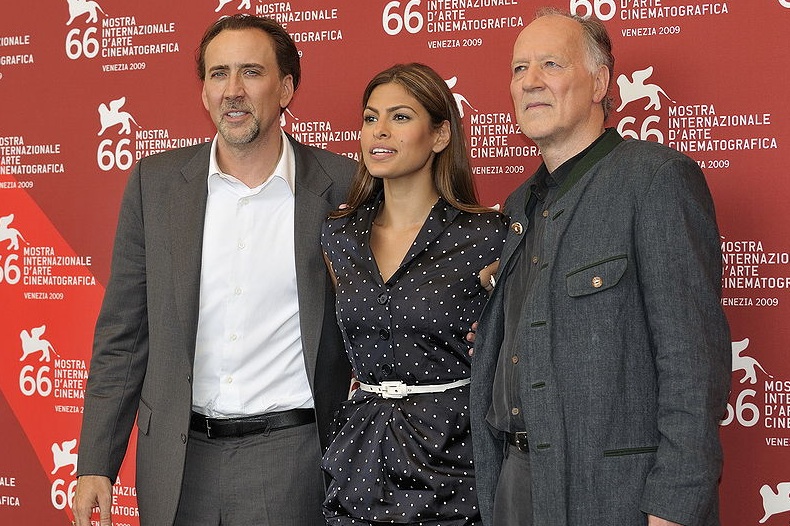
xmin=215 ymin=0 xmax=251 ymax=12
xmin=760 ymin=482 xmax=790 ymax=523
xmin=20 ymin=325 xmax=59 ymax=362
xmin=66 ymin=0 xmax=106 ymax=26
xmin=98 ymin=97 xmax=140 ymax=135
xmin=0 ymin=213 xmax=27 ymax=251
xmin=732 ymin=337 xmax=772 ymax=385
xmin=51 ymin=439 xmax=79 ymax=476
xmin=280 ymin=107 xmax=299 ymax=128
xmin=444 ymin=76 xmax=477 ymax=118
xmin=616 ymin=66 xmax=675 ymax=112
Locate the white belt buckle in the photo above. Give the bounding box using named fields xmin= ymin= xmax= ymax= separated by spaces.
xmin=379 ymin=380 xmax=408 ymax=399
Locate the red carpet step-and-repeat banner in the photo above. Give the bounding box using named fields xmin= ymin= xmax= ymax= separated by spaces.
xmin=1 ymin=1 xmax=789 ymax=524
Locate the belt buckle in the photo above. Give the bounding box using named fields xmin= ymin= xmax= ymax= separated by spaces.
xmin=379 ymin=380 xmax=408 ymax=399
xmin=514 ymin=431 xmax=528 ymax=452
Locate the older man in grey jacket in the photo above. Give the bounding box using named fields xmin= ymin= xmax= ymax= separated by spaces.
xmin=470 ymin=8 xmax=731 ymax=526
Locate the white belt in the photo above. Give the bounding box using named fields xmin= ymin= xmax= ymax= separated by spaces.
xmin=357 ymin=378 xmax=471 ymax=399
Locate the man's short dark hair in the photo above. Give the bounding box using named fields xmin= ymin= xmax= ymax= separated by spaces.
xmin=196 ymin=14 xmax=301 ymax=91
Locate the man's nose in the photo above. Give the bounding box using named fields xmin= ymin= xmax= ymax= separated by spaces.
xmin=520 ymin=64 xmax=543 ymax=90
xmin=225 ymin=73 xmax=244 ymax=98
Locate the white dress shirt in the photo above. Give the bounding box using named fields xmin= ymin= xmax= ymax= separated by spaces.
xmin=192 ymin=131 xmax=313 ymax=417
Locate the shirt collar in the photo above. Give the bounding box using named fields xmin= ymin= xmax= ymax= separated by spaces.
xmin=544 ymin=130 xmax=608 ymax=190
xmin=207 ymin=129 xmax=296 ymax=195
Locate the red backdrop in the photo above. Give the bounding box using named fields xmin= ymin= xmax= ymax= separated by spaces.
xmin=1 ymin=1 xmax=789 ymax=524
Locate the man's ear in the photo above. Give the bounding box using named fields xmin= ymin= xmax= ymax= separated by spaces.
xmin=592 ymin=65 xmax=610 ymax=105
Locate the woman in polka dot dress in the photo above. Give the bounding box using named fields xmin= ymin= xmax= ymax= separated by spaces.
xmin=320 ymin=63 xmax=507 ymax=525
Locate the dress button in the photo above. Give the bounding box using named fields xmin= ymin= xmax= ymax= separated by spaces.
xmin=511 ymin=222 xmax=524 ymax=235
xmin=379 ymin=328 xmax=390 ymax=340
xmin=377 ymin=293 xmax=389 ymax=305
xmin=381 ymin=364 xmax=393 ymax=376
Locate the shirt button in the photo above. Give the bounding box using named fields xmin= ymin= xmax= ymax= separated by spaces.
xmin=181 ymin=433 xmax=187 ymax=444
xmin=542 ymin=209 xmax=549 ymax=218
xmin=240 ymin=198 xmax=249 ymax=206
xmin=592 ymin=276 xmax=603 ymax=288
xmin=234 ymin=287 xmax=242 ymax=295
xmin=379 ymin=328 xmax=390 ymax=340
xmin=226 ymin=376 xmax=233 ymax=384
xmin=511 ymin=355 xmax=519 ymax=364
xmin=230 ymin=333 xmax=238 ymax=341
xmin=511 ymin=407 xmax=520 ymax=416
xmin=531 ymin=256 xmax=539 ymax=264
xmin=237 ymin=240 xmax=246 ymax=250
xmin=377 ymin=293 xmax=389 ymax=305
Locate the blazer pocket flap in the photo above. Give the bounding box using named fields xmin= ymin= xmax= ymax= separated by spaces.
xmin=136 ymin=399 xmax=152 ymax=436
xmin=566 ymin=256 xmax=627 ymax=297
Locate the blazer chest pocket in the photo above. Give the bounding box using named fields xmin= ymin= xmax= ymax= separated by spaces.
xmin=566 ymin=255 xmax=627 ymax=297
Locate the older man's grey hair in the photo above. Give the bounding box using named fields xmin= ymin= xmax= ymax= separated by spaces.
xmin=535 ymin=7 xmax=615 ymax=120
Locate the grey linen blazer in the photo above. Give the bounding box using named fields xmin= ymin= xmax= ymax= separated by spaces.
xmin=77 ymin=134 xmax=356 ymax=525
xmin=470 ymin=130 xmax=731 ymax=526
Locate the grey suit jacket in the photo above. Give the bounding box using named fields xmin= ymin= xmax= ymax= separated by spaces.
xmin=470 ymin=130 xmax=731 ymax=526
xmin=77 ymin=135 xmax=356 ymax=524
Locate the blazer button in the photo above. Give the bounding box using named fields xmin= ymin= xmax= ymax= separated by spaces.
xmin=511 ymin=222 xmax=524 ymax=235
xmin=591 ymin=276 xmax=603 ymax=288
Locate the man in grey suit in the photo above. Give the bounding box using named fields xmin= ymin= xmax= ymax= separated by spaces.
xmin=470 ymin=8 xmax=731 ymax=526
xmin=72 ymin=15 xmax=355 ymax=526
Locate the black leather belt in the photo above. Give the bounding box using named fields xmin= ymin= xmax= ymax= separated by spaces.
xmin=506 ymin=431 xmax=529 ymax=452
xmin=190 ymin=409 xmax=315 ymax=439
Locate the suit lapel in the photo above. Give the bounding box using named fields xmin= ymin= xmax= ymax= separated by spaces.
xmin=169 ymin=144 xmax=211 ymax=365
xmin=291 ymin=137 xmax=335 ymax=384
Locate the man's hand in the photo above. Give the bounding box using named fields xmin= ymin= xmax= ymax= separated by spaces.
xmin=72 ymin=475 xmax=113 ymax=526
xmin=465 ymin=321 xmax=479 ymax=357
xmin=648 ymin=515 xmax=682 ymax=526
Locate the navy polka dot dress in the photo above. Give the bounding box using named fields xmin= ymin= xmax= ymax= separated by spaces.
xmin=320 ymin=194 xmax=507 ymax=525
